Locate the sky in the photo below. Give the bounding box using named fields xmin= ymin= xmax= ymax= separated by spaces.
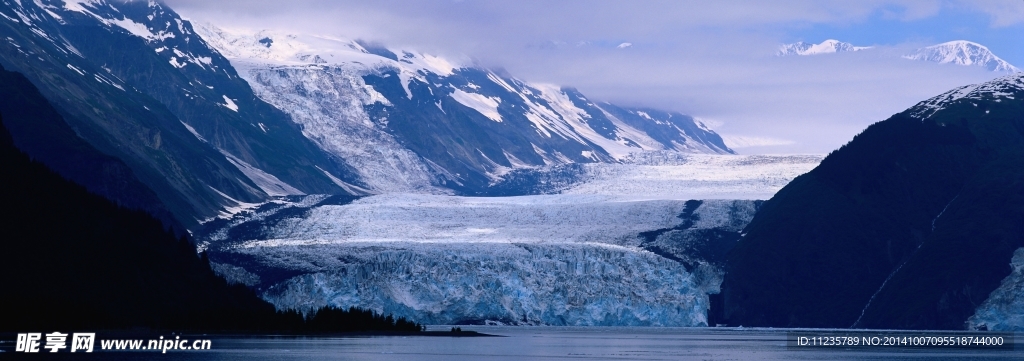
xmin=165 ymin=0 xmax=1024 ymax=154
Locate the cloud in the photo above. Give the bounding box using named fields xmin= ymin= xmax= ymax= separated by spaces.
xmin=164 ymin=0 xmax=1009 ymax=154
xmin=959 ymin=0 xmax=1024 ymax=27
xmin=722 ymin=135 xmax=796 ymax=149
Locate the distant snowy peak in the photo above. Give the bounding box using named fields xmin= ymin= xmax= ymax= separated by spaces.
xmin=777 ymin=39 xmax=871 ymax=56
xmin=903 ymin=41 xmax=1020 ymax=73
xmin=779 ymin=39 xmax=1019 ymax=73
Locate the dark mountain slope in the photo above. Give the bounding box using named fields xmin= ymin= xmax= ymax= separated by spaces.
xmin=0 ymin=89 xmax=418 ymax=332
xmin=0 ymin=0 xmax=361 ymax=227
xmin=0 ymin=110 xmax=273 ymax=331
xmin=719 ymin=74 xmax=1024 ymax=329
xmin=0 ymin=64 xmax=181 ymax=230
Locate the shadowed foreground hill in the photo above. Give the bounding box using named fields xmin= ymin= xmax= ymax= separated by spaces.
xmin=0 ymin=71 xmax=418 ymax=333
xmin=720 ymin=74 xmax=1024 ymax=330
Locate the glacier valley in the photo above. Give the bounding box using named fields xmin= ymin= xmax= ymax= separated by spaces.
xmin=200 ymin=155 xmax=819 ymax=326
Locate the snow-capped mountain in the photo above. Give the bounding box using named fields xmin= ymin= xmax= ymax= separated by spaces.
xmin=776 ymin=39 xmax=871 ymax=56
xmin=192 ymin=24 xmax=734 ymax=194
xmin=903 ymin=40 xmax=1020 ymax=73
xmin=0 ymin=0 xmax=364 ymax=226
xmin=905 ymin=71 xmax=1024 ymax=120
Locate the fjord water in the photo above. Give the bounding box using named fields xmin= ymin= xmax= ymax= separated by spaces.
xmin=73 ymin=327 xmax=1019 ymax=360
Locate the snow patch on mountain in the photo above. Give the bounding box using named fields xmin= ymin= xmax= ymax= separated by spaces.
xmin=450 ymin=88 xmax=502 ymax=122
xmin=106 ymin=16 xmax=154 ymax=38
xmin=530 ymin=84 xmax=669 ymax=159
xmin=61 ymin=0 xmax=176 ymax=42
xmin=220 ymin=152 xmax=304 ymax=197
xmin=903 ymin=41 xmax=1020 ymax=73
xmin=62 ymin=0 xmax=104 ymax=14
xmin=220 ymin=95 xmax=238 ymax=111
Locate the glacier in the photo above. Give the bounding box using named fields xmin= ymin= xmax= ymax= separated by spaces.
xmin=234 ymin=62 xmax=446 ymax=194
xmin=254 ymin=242 xmax=707 ymax=326
xmin=199 ymin=156 xmax=817 ymax=326
xmin=202 ymin=193 xmax=744 ymax=326
xmin=968 ymin=248 xmax=1024 ymax=331
xmin=560 ymin=153 xmax=822 ymax=200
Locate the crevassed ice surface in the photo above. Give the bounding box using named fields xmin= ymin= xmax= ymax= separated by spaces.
xmin=253 ymin=242 xmax=706 ymax=326
xmin=240 ymin=194 xmax=689 ymax=246
xmin=968 ymin=247 xmax=1024 ymax=331
xmin=232 ymin=61 xmax=446 ymax=194
xmin=561 ymin=153 xmax=822 ymax=200
xmin=205 ymin=194 xmax=758 ymax=326
xmin=203 ymin=155 xmax=818 ymax=326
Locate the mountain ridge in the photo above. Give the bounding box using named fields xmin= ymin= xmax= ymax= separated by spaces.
xmin=779 ymin=39 xmax=1019 ymax=73
xmin=192 ymin=24 xmax=735 ymax=194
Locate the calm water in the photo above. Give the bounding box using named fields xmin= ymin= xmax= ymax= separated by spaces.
xmin=3 ymin=327 xmax=1020 ymax=360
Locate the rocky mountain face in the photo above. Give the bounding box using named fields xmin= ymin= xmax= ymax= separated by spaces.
xmin=0 ymin=0 xmax=362 ymax=227
xmin=719 ymin=73 xmax=1024 ymax=329
xmin=193 ymin=25 xmax=734 ymax=195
